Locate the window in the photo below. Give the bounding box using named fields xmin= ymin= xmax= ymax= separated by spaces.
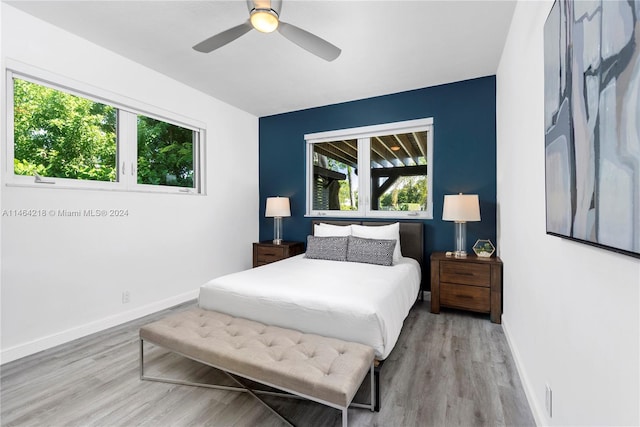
xmin=306 ymin=118 xmax=433 ymax=219
xmin=136 ymin=115 xmax=196 ymax=188
xmin=7 ymin=69 xmax=204 ymax=194
xmin=12 ymin=78 xmax=118 ymax=182
xmin=312 ymin=139 xmax=359 ymax=211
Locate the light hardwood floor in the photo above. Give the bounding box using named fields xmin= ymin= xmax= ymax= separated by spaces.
xmin=1 ymin=300 xmax=535 ymax=426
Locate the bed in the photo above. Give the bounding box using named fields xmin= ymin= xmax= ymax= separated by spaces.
xmin=198 ymin=220 xmax=424 ymax=360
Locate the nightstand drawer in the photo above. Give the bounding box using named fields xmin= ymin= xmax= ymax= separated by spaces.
xmin=440 ymin=283 xmax=490 ymax=312
xmin=256 ymin=246 xmax=286 ymax=261
xmin=253 ymin=241 xmax=305 ymax=268
xmin=440 ymin=261 xmax=490 ymax=287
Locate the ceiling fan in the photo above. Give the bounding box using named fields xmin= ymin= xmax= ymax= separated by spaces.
xmin=193 ymin=0 xmax=341 ymax=61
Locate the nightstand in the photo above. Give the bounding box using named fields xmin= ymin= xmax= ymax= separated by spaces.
xmin=430 ymin=252 xmax=503 ymax=323
xmin=253 ymin=241 xmax=305 ymax=268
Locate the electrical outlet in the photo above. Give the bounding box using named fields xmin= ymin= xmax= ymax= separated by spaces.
xmin=545 ymin=384 xmax=553 ymax=418
xmin=122 ymin=291 xmax=130 ymax=304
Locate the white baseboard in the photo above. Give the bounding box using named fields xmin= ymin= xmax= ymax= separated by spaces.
xmin=501 ymin=315 xmax=544 ymax=426
xmin=0 ymin=289 xmax=199 ymax=365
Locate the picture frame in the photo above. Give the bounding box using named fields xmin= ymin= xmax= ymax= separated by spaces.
xmin=543 ymin=0 xmax=640 ymax=259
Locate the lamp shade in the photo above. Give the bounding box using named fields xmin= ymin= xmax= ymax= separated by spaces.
xmin=265 ymin=197 xmax=291 ymax=218
xmin=442 ymin=194 xmax=481 ymax=222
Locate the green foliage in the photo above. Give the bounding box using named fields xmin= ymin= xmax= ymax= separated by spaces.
xmin=13 ymin=78 xmax=194 ymax=188
xmin=137 ymin=116 xmax=194 ymax=188
xmin=14 ymin=158 xmax=46 ymax=176
xmin=338 ymin=165 xmax=358 ymax=210
xmin=338 ymin=181 xmax=358 ymax=210
xmin=378 ymin=176 xmax=427 ymax=211
xmin=13 ymin=78 xmax=117 ymax=181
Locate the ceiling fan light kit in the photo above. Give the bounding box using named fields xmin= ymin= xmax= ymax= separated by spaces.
xmin=250 ymin=9 xmax=279 ymax=33
xmin=193 ymin=0 xmax=341 ymax=62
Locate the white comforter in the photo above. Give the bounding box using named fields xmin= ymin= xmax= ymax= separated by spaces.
xmin=198 ymin=254 xmax=421 ymax=359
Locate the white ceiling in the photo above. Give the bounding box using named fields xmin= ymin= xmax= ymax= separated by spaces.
xmin=5 ymin=0 xmax=516 ymax=117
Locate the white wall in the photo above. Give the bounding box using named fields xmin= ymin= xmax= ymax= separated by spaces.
xmin=0 ymin=4 xmax=259 ymax=363
xmin=497 ymin=1 xmax=640 ymax=425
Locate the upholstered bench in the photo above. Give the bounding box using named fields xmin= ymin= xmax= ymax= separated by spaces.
xmin=139 ymin=307 xmax=375 ymax=426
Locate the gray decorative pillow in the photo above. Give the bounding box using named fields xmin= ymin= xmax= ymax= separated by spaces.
xmin=305 ymin=235 xmax=348 ymax=261
xmin=346 ymin=236 xmax=396 ymax=266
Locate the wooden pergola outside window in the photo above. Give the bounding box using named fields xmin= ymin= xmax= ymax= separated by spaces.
xmin=312 ymin=131 xmax=428 ymax=212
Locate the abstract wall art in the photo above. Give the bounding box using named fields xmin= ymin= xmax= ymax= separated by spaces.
xmin=544 ymin=0 xmax=640 ymax=258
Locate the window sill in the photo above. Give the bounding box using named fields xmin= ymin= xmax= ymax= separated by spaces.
xmin=4 ymin=181 xmax=204 ymax=196
xmin=305 ymin=212 xmax=432 ymax=220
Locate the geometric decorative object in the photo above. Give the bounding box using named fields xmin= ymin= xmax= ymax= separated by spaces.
xmin=544 ymin=0 xmax=640 ymax=259
xmin=442 ymin=193 xmax=481 ymax=258
xmin=473 ymin=239 xmax=495 ymax=258
xmin=265 ymin=196 xmax=291 ymax=245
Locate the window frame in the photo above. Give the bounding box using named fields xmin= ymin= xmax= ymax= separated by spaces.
xmin=305 ymin=118 xmax=434 ymax=219
xmin=129 ymin=110 xmax=204 ymax=194
xmin=5 ymin=63 xmax=206 ymax=195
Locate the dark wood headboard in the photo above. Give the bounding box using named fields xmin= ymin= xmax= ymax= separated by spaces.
xmin=310 ymin=220 xmax=425 ymax=288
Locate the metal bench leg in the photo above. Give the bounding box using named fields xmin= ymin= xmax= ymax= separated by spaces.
xmin=374 ymin=364 xmax=381 ymax=412
xmin=370 ymin=363 xmax=375 ymax=411
xmin=224 ymin=372 xmax=295 ymax=427
xmin=342 ymin=408 xmax=348 ymax=427
xmin=139 ymin=339 xmax=144 ymax=379
xmin=348 ymin=362 xmax=376 ymax=412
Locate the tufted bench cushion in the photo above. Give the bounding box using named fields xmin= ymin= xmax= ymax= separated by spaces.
xmin=139 ymin=307 xmax=375 ymax=409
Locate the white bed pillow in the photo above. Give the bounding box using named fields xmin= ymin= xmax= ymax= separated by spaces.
xmin=351 ymin=223 xmax=402 ymax=263
xmin=313 ymin=223 xmax=352 ymax=237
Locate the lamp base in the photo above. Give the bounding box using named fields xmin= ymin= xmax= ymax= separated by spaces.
xmin=453 ymin=222 xmax=467 ymax=258
xmin=273 ymin=217 xmax=283 ymax=245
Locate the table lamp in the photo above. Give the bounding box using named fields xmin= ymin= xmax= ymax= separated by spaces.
xmin=442 ymin=193 xmax=481 ymax=258
xmin=265 ymin=197 xmax=291 ymax=245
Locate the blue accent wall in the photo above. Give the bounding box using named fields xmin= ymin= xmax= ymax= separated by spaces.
xmin=259 ymin=76 xmax=497 ymax=286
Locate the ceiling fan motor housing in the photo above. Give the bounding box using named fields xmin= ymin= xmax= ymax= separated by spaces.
xmin=247 ymin=0 xmax=282 ymax=15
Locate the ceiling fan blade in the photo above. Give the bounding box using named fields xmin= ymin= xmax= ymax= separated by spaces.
xmin=193 ymin=21 xmax=253 ymax=53
xmin=278 ymin=21 xmax=341 ymax=61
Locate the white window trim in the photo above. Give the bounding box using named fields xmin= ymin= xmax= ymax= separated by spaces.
xmin=4 ymin=60 xmax=206 ymax=195
xmin=305 ymin=118 xmax=434 ymax=219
